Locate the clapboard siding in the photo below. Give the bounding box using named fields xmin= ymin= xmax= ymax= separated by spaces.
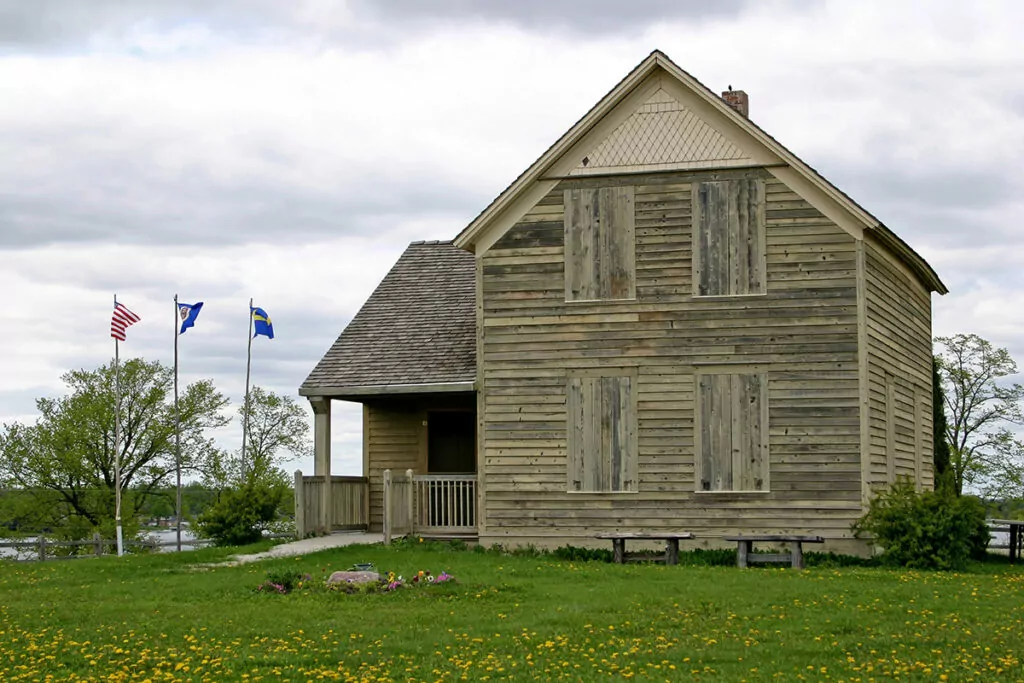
xmin=479 ymin=167 xmax=863 ymax=548
xmin=863 ymin=239 xmax=934 ymax=493
xmin=364 ymin=403 xmax=421 ymax=532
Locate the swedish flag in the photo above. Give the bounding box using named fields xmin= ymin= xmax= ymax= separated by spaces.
xmin=251 ymin=306 xmax=274 ymax=339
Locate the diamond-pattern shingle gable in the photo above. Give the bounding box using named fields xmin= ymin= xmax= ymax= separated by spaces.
xmin=570 ymin=88 xmax=752 ymax=175
xmin=301 ymin=241 xmax=476 ymax=394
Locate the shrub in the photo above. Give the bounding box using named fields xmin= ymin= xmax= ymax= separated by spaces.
xmin=552 ymin=545 xmax=614 ymax=563
xmin=853 ymin=480 xmax=990 ymax=570
xmin=195 ymin=478 xmax=288 ymax=547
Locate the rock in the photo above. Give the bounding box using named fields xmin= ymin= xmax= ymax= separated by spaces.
xmin=326 ymin=570 xmax=380 ymax=585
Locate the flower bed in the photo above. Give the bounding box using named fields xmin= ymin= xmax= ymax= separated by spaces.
xmin=254 ymin=567 xmax=454 ymax=595
xmin=329 ymin=569 xmax=455 ymax=594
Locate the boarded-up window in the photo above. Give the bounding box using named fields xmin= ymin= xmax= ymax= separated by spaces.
xmin=564 ymin=186 xmax=636 ymax=301
xmin=697 ymin=373 xmax=768 ymax=491
xmin=693 ymin=179 xmax=765 ymax=296
xmin=567 ymin=374 xmax=637 ymax=492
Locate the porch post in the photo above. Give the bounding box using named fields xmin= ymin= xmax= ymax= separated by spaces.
xmin=293 ymin=469 xmax=305 ymax=539
xmin=309 ymin=397 xmax=332 ymax=534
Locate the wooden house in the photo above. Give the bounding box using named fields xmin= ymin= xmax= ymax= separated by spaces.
xmin=298 ymin=51 xmax=946 ymax=554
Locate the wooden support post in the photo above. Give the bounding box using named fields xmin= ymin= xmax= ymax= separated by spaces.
xmin=736 ymin=540 xmax=750 ymax=568
xmin=93 ymin=531 xmax=103 ymax=557
xmin=1011 ymin=525 xmax=1020 ymax=564
xmin=382 ymin=469 xmax=392 ymax=545
xmin=293 ymin=470 xmax=305 ymax=539
xmin=612 ymin=538 xmax=625 ymax=564
xmin=309 ymin=397 xmax=332 ymax=534
xmin=38 ymin=536 xmax=47 ymax=562
xmin=790 ymin=541 xmax=804 ymax=570
xmin=406 ymin=469 xmax=415 ymax=536
xmin=362 ymin=478 xmax=370 ymax=530
xmin=666 ymin=538 xmax=680 ymax=566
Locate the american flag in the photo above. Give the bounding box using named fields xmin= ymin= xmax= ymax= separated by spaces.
xmin=111 ymin=302 xmax=141 ymax=341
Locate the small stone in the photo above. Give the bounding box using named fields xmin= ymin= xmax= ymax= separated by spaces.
xmin=326 ymin=570 xmax=380 ymax=585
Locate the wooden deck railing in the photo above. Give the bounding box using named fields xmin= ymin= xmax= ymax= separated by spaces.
xmin=382 ymin=469 xmax=414 ymax=543
xmin=383 ymin=470 xmax=477 ymax=541
xmin=294 ymin=473 xmax=369 ymax=537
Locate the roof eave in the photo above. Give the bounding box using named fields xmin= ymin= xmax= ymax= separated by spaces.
xmin=299 ymin=380 xmax=476 ymax=400
xmin=871 ymin=224 xmax=949 ymax=295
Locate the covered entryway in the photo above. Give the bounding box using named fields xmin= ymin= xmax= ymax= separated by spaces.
xmin=295 ymin=239 xmax=479 ymax=539
xmin=420 ymin=410 xmax=476 ymax=532
xmin=293 ymin=393 xmax=480 ymax=539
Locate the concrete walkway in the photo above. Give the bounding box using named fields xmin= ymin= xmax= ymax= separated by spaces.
xmin=230 ymin=531 xmax=384 ymax=564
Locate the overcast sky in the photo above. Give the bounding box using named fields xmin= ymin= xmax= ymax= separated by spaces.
xmin=1 ymin=0 xmax=1022 ymax=478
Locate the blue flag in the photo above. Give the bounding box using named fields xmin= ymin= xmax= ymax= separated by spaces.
xmin=251 ymin=306 xmax=274 ymax=339
xmin=178 ymin=302 xmax=203 ymax=334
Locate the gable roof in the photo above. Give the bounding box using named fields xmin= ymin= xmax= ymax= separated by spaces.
xmin=299 ymin=241 xmax=476 ymax=398
xmin=454 ymin=50 xmax=947 ymax=295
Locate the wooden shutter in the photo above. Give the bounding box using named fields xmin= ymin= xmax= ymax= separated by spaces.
xmin=568 ymin=374 xmax=637 ymax=492
xmin=697 ymin=373 xmax=768 ymax=492
xmin=693 ymin=179 xmax=765 ymax=296
xmin=565 ymin=187 xmax=636 ymax=301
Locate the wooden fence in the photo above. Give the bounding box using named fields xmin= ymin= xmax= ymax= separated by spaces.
xmin=382 ymin=470 xmax=477 ymax=542
xmin=987 ymin=518 xmax=1023 ymax=562
xmin=293 ymin=473 xmax=369 ymax=537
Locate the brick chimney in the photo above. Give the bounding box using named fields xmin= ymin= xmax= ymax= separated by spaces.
xmin=722 ymin=86 xmax=749 ymax=118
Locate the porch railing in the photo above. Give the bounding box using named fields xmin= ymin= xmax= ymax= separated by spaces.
xmin=294 ymin=473 xmax=369 ymax=537
xmin=383 ymin=470 xmax=477 ymax=542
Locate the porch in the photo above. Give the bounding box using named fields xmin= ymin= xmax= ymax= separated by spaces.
xmin=293 ymin=470 xmax=477 ymax=540
xmin=294 ymin=388 xmax=479 ymax=540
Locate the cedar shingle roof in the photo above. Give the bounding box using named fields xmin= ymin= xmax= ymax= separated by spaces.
xmin=300 ymin=241 xmax=476 ymax=396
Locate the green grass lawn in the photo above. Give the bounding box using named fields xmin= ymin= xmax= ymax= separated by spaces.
xmin=1 ymin=542 xmax=1022 ymax=682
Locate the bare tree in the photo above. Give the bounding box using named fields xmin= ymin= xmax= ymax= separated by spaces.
xmin=935 ymin=334 xmax=1024 ymax=497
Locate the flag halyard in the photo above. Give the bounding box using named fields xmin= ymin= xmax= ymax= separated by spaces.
xmin=111 ymin=303 xmax=141 ymax=341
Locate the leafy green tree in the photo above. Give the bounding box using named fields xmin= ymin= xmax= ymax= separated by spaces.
xmin=0 ymin=358 xmax=229 ymax=539
xmin=196 ymin=387 xmax=309 ymax=545
xmin=935 ymin=334 xmax=1024 ymax=497
xmin=206 ymin=386 xmax=311 ymax=487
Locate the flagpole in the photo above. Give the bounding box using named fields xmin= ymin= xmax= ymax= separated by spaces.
xmin=241 ymin=297 xmax=253 ymax=481
xmin=174 ymin=294 xmax=182 ymax=552
xmin=114 ymin=294 xmax=124 ymax=558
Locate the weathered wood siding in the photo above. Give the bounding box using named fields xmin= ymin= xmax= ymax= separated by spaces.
xmin=862 ymin=239 xmax=934 ymax=493
xmin=364 ymin=402 xmax=421 ymax=532
xmin=363 ymin=395 xmax=475 ymax=531
xmin=479 ymin=167 xmax=864 ymax=550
